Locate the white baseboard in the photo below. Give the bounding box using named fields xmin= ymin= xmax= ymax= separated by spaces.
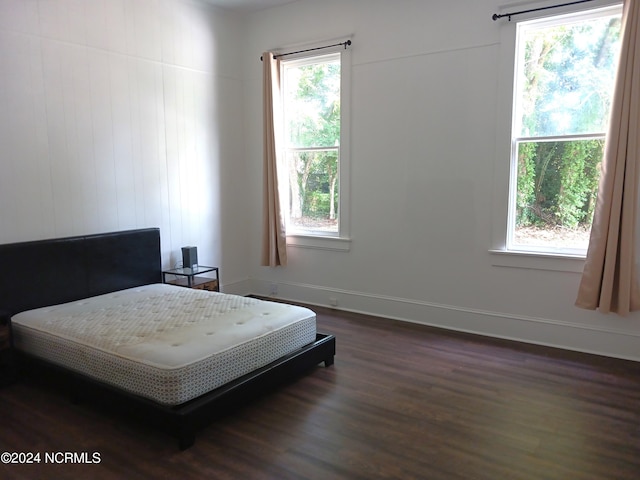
xmin=249 ymin=277 xmax=640 ymax=362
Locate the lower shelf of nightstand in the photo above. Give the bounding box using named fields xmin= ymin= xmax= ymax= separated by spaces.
xmin=166 ymin=277 xmax=219 ymax=292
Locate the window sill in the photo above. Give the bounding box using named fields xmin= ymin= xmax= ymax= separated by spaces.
xmin=489 ymin=249 xmax=585 ymax=273
xmin=287 ymin=234 xmax=351 ymax=251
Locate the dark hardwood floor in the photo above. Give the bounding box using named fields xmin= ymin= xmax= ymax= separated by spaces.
xmin=1 ymin=305 xmax=639 ymax=479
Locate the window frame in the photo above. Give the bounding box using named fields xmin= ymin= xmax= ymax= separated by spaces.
xmin=491 ymin=0 xmax=622 ymax=271
xmin=279 ymin=43 xmax=352 ymax=251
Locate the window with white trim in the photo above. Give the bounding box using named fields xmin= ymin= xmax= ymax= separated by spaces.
xmin=506 ymin=4 xmax=622 ymax=257
xmin=280 ymin=47 xmax=350 ymax=247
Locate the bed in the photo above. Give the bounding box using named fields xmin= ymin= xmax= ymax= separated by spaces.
xmin=0 ymin=228 xmax=335 ymax=449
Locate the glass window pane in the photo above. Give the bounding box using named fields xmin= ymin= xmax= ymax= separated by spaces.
xmin=284 ymin=59 xmax=340 ymax=148
xmin=513 ymin=139 xmax=603 ymax=250
xmin=286 ymin=149 xmax=339 ymax=234
xmin=516 ymin=14 xmax=621 ymax=137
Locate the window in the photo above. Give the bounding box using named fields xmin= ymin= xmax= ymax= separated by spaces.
xmin=506 ymin=5 xmax=622 ymax=257
xmin=280 ymin=47 xmax=350 ymax=247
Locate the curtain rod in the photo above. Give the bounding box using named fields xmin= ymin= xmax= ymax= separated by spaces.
xmin=260 ymin=40 xmax=351 ymax=61
xmin=492 ymin=0 xmax=595 ymax=21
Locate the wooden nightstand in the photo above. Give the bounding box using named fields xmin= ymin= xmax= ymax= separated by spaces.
xmin=162 ymin=266 xmax=220 ymax=292
xmin=0 ymin=313 xmax=16 ymax=386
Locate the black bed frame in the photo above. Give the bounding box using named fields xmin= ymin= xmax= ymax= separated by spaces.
xmin=0 ymin=228 xmax=335 ymax=449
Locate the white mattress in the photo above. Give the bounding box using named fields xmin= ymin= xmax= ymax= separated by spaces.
xmin=11 ymin=284 xmax=316 ymax=405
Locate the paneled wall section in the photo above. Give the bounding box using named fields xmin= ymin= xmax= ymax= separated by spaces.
xmin=0 ymin=0 xmax=247 ymax=283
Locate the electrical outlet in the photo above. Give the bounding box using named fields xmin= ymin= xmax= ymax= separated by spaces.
xmin=329 ymin=297 xmax=338 ymax=307
xmin=269 ymin=283 xmax=278 ymax=295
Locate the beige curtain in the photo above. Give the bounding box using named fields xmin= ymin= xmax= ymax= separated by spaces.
xmin=576 ymin=0 xmax=640 ymax=314
xmin=261 ymin=52 xmax=287 ymax=266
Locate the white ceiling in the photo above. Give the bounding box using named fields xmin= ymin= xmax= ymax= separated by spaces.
xmin=202 ymin=0 xmax=297 ymax=13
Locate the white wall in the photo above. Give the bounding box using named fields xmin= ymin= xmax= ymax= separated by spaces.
xmin=0 ymin=0 xmax=250 ymax=287
xmin=242 ymin=0 xmax=640 ymax=360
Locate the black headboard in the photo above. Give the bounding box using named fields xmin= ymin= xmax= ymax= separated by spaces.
xmin=0 ymin=228 xmax=161 ymax=317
